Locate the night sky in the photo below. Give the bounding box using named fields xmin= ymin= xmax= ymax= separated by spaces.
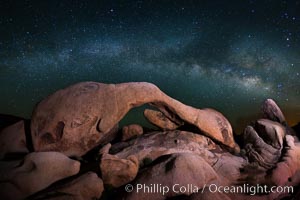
xmin=0 ymin=0 xmax=299 ymax=132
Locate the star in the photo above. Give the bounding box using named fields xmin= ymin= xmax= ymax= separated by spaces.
xmin=0 ymin=0 xmax=299 ymax=130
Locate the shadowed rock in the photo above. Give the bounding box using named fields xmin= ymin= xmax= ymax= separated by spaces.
xmin=27 ymin=172 xmax=104 ymax=200
xmin=0 ymin=152 xmax=80 ymax=200
xmin=242 ymin=118 xmax=286 ymax=170
xmin=0 ymin=114 xmax=24 ymax=130
xmin=31 ymin=82 xmax=238 ymax=157
xmin=254 ymin=119 xmax=285 ymax=149
xmin=0 ymin=120 xmax=28 ymax=159
xmin=293 ymin=122 xmax=300 ymax=135
xmin=144 ymin=109 xmax=182 ymax=130
xmin=243 ymin=126 xmax=282 ymax=169
xmin=189 ymin=190 xmax=231 ymax=200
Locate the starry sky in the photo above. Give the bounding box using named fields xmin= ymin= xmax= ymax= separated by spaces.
xmin=0 ymin=0 xmax=299 ymax=132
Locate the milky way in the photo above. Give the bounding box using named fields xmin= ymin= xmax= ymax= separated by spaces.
xmin=0 ymin=0 xmax=299 ymax=132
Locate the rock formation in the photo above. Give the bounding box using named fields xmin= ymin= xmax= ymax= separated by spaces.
xmin=100 ymin=150 xmax=139 ymax=188
xmin=31 ymin=82 xmax=238 ymax=157
xmin=122 ymin=124 xmax=144 ymax=141
xmin=0 ymin=120 xmax=28 ymax=159
xmin=262 ymin=99 xmax=286 ymax=125
xmin=0 ymin=82 xmax=299 ymax=200
xmin=111 ymin=130 xmax=220 ymax=166
xmin=124 ymin=153 xmax=219 ymax=200
xmin=28 ymin=172 xmax=104 ymax=200
xmin=144 ymin=109 xmax=182 ymax=130
xmin=0 ymin=152 xmax=80 ymax=200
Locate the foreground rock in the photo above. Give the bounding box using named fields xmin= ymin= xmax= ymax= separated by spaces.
xmin=1 ymin=80 xmax=299 ymax=200
xmin=0 ymin=152 xmax=80 ymax=200
xmin=100 ymin=130 xmax=223 ymax=188
xmin=106 ymin=128 xmax=298 ymax=200
xmin=28 ymin=172 xmax=104 ymax=200
xmin=222 ymin=135 xmax=300 ymax=200
xmin=270 ymin=135 xmax=300 ymax=187
xmin=111 ymin=130 xmax=221 ymax=167
xmin=100 ymin=146 xmax=139 ymax=188
xmin=189 ymin=190 xmax=232 ymax=200
xmin=243 ymin=119 xmax=285 ymax=170
xmin=31 ymin=82 xmax=238 ymax=157
xmin=0 ymin=120 xmax=28 ymax=159
xmin=123 ymin=153 xmax=219 ymax=200
xmin=211 ymin=152 xmax=246 ymax=185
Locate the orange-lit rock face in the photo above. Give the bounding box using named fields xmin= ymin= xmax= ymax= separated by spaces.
xmin=31 ymin=82 xmax=119 ymax=156
xmin=122 ymin=124 xmax=143 ymax=141
xmin=31 ymin=81 xmax=237 ymax=157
